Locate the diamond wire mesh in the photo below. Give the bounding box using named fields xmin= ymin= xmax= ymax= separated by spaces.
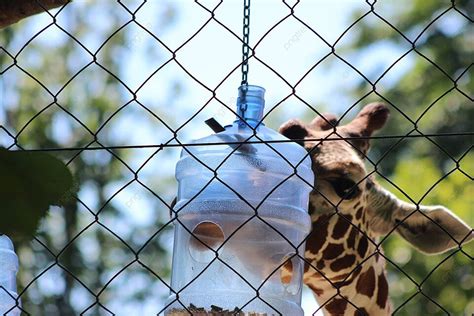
xmin=0 ymin=0 xmax=473 ymax=315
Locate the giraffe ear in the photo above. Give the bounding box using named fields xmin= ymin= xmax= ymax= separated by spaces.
xmin=367 ymin=183 xmax=473 ymax=254
xmin=343 ymin=102 xmax=389 ymax=156
xmin=309 ymin=113 xmax=338 ymax=131
xmin=349 ymin=102 xmax=390 ymax=135
xmin=279 ymin=119 xmax=308 ymax=147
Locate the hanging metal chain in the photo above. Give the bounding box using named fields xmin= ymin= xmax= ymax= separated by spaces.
xmin=241 ymin=0 xmax=251 ymax=85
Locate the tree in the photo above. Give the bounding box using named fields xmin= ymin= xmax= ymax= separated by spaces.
xmin=1 ymin=2 xmax=177 ymax=314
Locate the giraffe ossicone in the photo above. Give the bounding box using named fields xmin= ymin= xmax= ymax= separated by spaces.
xmin=279 ymin=102 xmax=473 ymax=316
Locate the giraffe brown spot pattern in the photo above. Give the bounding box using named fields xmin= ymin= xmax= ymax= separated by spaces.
xmin=354 ymin=308 xmax=369 ymax=316
xmin=332 ymin=215 xmax=352 ymax=239
xmin=347 ymin=226 xmax=357 ymax=249
xmin=325 ymin=298 xmax=348 ymax=315
xmin=333 ymin=279 xmax=352 ymax=289
xmin=334 ymin=265 xmax=364 ymax=289
xmin=333 ymin=264 xmax=363 ymax=284
xmin=317 ymin=260 xmax=325 ymax=270
xmin=355 ymin=266 xmax=376 ymax=297
xmin=377 ymin=272 xmax=389 ymax=309
xmin=307 ymin=215 xmax=330 ymax=254
xmin=323 ymin=243 xmax=345 ymax=260
xmin=332 ymin=272 xmax=350 ymax=281
xmin=330 ymin=254 xmax=356 ymax=272
xmin=307 ymin=283 xmax=324 ymax=296
xmin=304 ymin=261 xmax=310 ymax=273
xmin=357 ymin=235 xmax=369 ymax=258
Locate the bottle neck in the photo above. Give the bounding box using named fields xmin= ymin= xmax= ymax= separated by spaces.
xmin=235 ymin=84 xmax=266 ymax=128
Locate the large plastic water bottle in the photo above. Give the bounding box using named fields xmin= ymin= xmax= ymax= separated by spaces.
xmin=166 ymin=85 xmax=313 ymax=315
xmin=0 ymin=235 xmax=21 ymax=316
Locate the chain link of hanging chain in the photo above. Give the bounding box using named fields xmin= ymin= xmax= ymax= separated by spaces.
xmin=241 ymin=0 xmax=251 ymax=86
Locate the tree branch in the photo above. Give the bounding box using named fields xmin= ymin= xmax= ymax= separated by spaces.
xmin=0 ymin=0 xmax=70 ymax=29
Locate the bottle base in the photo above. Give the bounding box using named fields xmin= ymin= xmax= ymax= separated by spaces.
xmin=164 ymin=292 xmax=303 ymax=316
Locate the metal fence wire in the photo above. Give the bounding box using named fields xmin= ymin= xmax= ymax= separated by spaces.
xmin=0 ymin=0 xmax=473 ymax=315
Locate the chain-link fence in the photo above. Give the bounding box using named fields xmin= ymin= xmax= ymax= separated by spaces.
xmin=0 ymin=0 xmax=473 ymax=315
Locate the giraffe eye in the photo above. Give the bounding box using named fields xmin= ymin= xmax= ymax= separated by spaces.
xmin=329 ymin=178 xmax=359 ymax=200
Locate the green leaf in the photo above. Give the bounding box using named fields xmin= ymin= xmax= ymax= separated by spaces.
xmin=0 ymin=147 xmax=74 ymax=241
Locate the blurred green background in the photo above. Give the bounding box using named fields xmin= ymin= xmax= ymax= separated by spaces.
xmin=0 ymin=0 xmax=472 ymax=315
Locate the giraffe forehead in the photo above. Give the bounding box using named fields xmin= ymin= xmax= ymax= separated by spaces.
xmin=307 ymin=135 xmax=365 ymax=170
xmin=319 ymin=142 xmax=360 ymax=160
xmin=313 ymin=152 xmax=366 ymax=180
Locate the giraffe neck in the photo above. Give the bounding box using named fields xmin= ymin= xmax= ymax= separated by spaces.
xmin=303 ymin=211 xmax=392 ymax=316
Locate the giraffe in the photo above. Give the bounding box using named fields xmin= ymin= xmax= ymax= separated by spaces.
xmin=279 ymin=102 xmax=473 ymax=316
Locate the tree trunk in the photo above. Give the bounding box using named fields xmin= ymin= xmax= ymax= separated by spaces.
xmin=0 ymin=0 xmax=70 ymax=29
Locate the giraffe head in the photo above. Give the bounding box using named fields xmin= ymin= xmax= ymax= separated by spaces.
xmin=279 ymin=103 xmax=473 ymax=315
xmin=280 ymin=103 xmax=389 ymax=222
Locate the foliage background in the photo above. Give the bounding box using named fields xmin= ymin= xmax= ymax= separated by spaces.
xmin=0 ymin=1 xmax=472 ymax=315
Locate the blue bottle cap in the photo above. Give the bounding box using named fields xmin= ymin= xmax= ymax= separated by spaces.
xmin=235 ymin=84 xmax=266 ymax=127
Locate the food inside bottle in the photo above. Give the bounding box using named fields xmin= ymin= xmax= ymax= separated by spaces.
xmin=167 ymin=304 xmax=277 ymax=316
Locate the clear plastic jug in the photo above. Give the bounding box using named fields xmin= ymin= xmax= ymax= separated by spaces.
xmin=0 ymin=235 xmax=21 ymax=316
xmin=166 ymin=85 xmax=313 ymax=315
